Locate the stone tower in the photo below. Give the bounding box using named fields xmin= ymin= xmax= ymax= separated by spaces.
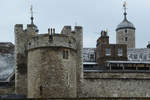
xmin=116 ymin=2 xmax=136 ymax=48
xmin=14 ymin=6 xmax=39 ymax=95
xmin=14 ymin=24 xmax=38 ymax=95
xmin=15 ymin=24 xmax=83 ymax=98
xmin=14 ymin=6 xmax=83 ymax=98
xmin=27 ymin=26 xmax=83 ymax=98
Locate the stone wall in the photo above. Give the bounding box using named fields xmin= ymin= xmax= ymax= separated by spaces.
xmin=79 ymin=72 xmax=150 ymax=97
xmin=72 ymin=26 xmax=83 ymax=97
xmin=27 ymin=47 xmax=77 ymax=98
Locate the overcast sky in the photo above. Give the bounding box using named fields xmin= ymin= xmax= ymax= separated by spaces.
xmin=0 ymin=0 xmax=150 ymax=48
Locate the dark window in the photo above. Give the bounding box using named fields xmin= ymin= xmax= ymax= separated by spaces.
xmin=63 ymin=50 xmax=69 ymax=59
xmin=134 ymin=54 xmax=138 ymax=59
xmin=125 ymin=29 xmax=127 ymax=33
xmin=129 ymin=54 xmax=133 ymax=59
xmin=139 ymin=53 xmax=143 ymax=60
xmin=143 ymin=55 xmax=147 ymax=60
xmin=28 ymin=42 xmax=31 ymax=45
xmin=125 ymin=37 xmax=128 ymax=41
xmin=90 ymin=54 xmax=94 ymax=61
xmin=149 ymin=54 xmax=150 ymax=58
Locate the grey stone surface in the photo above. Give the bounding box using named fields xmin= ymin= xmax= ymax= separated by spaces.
xmin=84 ymin=72 xmax=150 ymax=79
xmin=14 ymin=24 xmax=38 ymax=95
xmin=79 ymin=78 xmax=150 ymax=97
xmin=116 ymin=29 xmax=135 ymax=48
xmin=79 ymin=72 xmax=150 ymax=97
xmin=28 ymin=48 xmax=77 ymax=98
xmin=27 ymin=34 xmax=77 ymax=51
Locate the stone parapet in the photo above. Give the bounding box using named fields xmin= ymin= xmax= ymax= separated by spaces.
xmin=84 ymin=72 xmax=150 ymax=79
xmin=27 ymin=34 xmax=77 ymax=51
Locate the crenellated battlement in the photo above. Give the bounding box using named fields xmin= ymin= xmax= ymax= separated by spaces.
xmin=15 ymin=24 xmax=23 ymax=28
xmin=27 ymin=34 xmax=77 ymax=51
xmin=15 ymin=24 xmax=38 ymax=34
xmin=61 ymin=26 xmax=82 ymax=35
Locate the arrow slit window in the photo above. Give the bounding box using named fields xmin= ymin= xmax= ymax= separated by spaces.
xmin=125 ymin=37 xmax=128 ymax=41
xmin=63 ymin=49 xmax=69 ymax=59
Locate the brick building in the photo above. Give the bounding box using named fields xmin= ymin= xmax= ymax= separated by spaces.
xmin=96 ymin=30 xmax=127 ymax=67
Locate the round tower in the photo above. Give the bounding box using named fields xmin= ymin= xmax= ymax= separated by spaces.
xmin=27 ymin=33 xmax=77 ymax=98
xmin=116 ymin=2 xmax=136 ymax=48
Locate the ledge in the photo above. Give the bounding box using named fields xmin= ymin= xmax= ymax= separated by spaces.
xmin=84 ymin=71 xmax=150 ymax=79
xmin=27 ymin=34 xmax=77 ymax=51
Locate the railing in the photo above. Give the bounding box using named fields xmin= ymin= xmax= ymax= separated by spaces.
xmin=84 ymin=65 xmax=150 ymax=73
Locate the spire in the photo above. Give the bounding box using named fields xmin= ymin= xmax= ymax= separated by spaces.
xmin=30 ymin=5 xmax=34 ymax=25
xmin=116 ymin=1 xmax=135 ymax=31
xmin=29 ymin=5 xmax=39 ymax=33
xmin=123 ymin=1 xmax=127 ymax=20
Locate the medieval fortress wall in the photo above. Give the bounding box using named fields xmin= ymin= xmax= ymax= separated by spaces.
xmin=0 ymin=1 xmax=150 ymax=98
xmin=79 ymin=72 xmax=150 ymax=97
xmin=13 ymin=24 xmax=150 ymax=98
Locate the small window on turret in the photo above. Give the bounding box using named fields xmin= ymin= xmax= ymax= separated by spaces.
xmin=125 ymin=29 xmax=127 ymax=33
xmin=63 ymin=49 xmax=69 ymax=59
xmin=125 ymin=37 xmax=128 ymax=41
xmin=28 ymin=42 xmax=31 ymax=45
